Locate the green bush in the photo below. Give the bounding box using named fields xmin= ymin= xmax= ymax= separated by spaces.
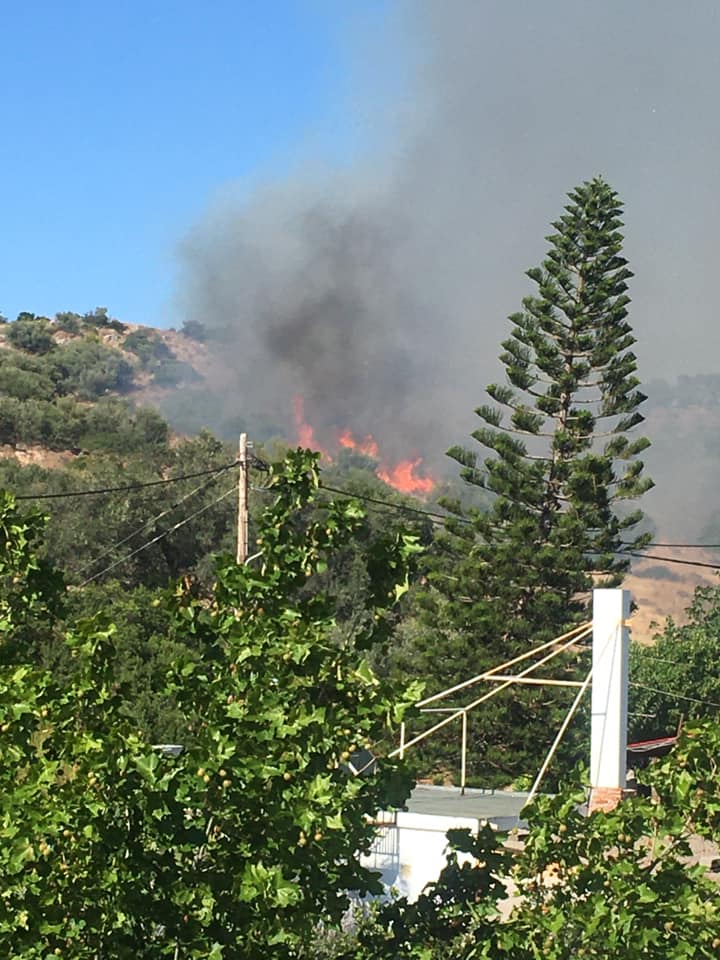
xmin=0 ymin=394 xmax=169 ymax=453
xmin=79 ymin=400 xmax=169 ymax=453
xmin=82 ymin=307 xmax=127 ymax=333
xmin=124 ymin=328 xmax=172 ymax=366
xmin=53 ymin=312 xmax=82 ymax=333
xmin=7 ymin=316 xmax=55 ymax=355
xmin=0 ymin=398 xmax=22 ymax=445
xmin=50 ymin=339 xmax=134 ymax=399
xmin=152 ymin=359 xmax=200 ymax=387
xmin=180 ymin=318 xmax=207 ymax=341
xmin=0 ymin=357 xmax=55 ymax=400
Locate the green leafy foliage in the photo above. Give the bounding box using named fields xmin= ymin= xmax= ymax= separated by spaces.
xmin=124 ymin=328 xmax=173 ymax=366
xmin=630 ymin=583 xmax=720 ymax=741
xmin=329 ymin=725 xmax=720 ymax=959
xmin=81 ymin=305 xmax=127 ymax=332
xmin=0 ymin=492 xmax=63 ymax=663
xmin=53 ymin=311 xmax=82 ymax=333
xmin=59 ymin=583 xmax=187 ymax=743
xmin=6 ymin=314 xmax=55 ymax=354
xmin=0 ymin=395 xmax=167 ymax=452
xmin=0 ymin=452 xmax=420 ymax=957
xmin=51 ymin=338 xmax=134 ymax=399
xmin=484 ymin=727 xmax=720 ymax=959
xmin=0 ymin=351 xmax=56 ymax=401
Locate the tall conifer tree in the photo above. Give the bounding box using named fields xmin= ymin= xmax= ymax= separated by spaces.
xmin=410 ymin=178 xmax=652 ymax=782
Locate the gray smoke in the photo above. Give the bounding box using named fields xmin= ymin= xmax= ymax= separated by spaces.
xmin=178 ymin=0 xmax=720 ymax=524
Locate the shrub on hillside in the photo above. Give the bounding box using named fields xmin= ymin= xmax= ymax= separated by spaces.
xmin=0 ymin=351 xmax=58 ymax=398
xmin=0 ymin=362 xmax=55 ymax=401
xmin=82 ymin=306 xmax=127 ymax=333
xmin=0 ymin=394 xmax=169 ymax=453
xmin=53 ymin=311 xmax=82 ymax=333
xmin=7 ymin=316 xmax=55 ymax=355
xmin=124 ymin=328 xmax=172 ymax=367
xmin=51 ymin=339 xmax=134 ymax=399
xmin=152 ymin=358 xmax=200 ymax=387
xmin=180 ymin=318 xmax=207 ymax=341
xmin=82 ymin=307 xmax=127 ymax=333
xmin=0 ymin=398 xmax=22 ymax=445
xmin=79 ymin=400 xmax=169 ymax=453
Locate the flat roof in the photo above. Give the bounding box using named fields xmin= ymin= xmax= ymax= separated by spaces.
xmin=406 ymin=785 xmax=531 ymax=830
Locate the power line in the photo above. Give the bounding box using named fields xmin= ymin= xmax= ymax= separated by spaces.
xmin=11 ymin=457 xmax=720 ymax=559
xmin=13 ymin=460 xmax=720 ymax=565
xmin=624 ymin=551 xmax=720 ymax=571
xmin=14 ymin=462 xmax=239 ymax=501
xmin=629 ymin=682 xmax=720 ymax=710
xmin=319 ymin=483 xmax=720 ymax=564
xmin=638 ymin=542 xmax=720 ymax=550
xmin=79 ymin=484 xmax=237 ymax=586
xmin=319 ymin=481 xmax=720 ymax=549
xmin=632 ymin=654 xmax=693 ymax=670
xmin=318 ymin=483 xmax=458 ymax=524
xmin=77 ymin=462 xmax=237 ymax=578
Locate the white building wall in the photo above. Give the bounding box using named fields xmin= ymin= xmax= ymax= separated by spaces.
xmin=362 ymin=811 xmax=481 ymax=902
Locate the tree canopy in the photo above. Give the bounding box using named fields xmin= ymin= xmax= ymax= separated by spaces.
xmin=630 ymin=583 xmax=720 ymax=742
xmin=400 ymin=178 xmax=653 ymax=784
xmin=0 ymin=452 xmax=421 ymax=957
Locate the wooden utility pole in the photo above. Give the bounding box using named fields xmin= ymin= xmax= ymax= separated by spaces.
xmin=236 ymin=433 xmax=249 ymax=564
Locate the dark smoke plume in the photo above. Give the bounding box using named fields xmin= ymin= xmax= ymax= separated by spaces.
xmin=178 ymin=0 xmax=720 ymax=529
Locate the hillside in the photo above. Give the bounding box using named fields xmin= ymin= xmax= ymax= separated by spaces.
xmin=0 ymin=309 xmax=717 ymax=639
xmin=625 ymin=553 xmax=717 ymax=640
xmin=0 ymin=309 xmax=210 ymax=450
xmin=0 ymin=308 xmax=431 ymax=591
xmin=0 ymin=310 xmax=237 ymax=587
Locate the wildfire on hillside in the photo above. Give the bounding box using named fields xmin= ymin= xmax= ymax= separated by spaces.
xmin=292 ymin=396 xmax=321 ymax=452
xmin=292 ymin=396 xmax=436 ymax=497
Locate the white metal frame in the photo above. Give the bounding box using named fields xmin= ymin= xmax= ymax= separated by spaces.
xmin=391 ymin=621 xmax=593 ymax=793
xmin=391 ymin=590 xmax=630 ymax=801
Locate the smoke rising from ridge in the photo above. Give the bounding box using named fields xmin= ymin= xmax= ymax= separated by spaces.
xmin=179 ymin=0 xmax=720 ymax=529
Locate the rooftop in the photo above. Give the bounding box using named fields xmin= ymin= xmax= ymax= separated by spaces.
xmin=406 ymin=785 xmax=531 ymax=830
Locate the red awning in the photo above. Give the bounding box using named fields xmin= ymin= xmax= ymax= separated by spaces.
xmin=627 ymin=735 xmax=677 ymax=757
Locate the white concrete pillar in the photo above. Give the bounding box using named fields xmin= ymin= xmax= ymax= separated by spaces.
xmin=589 ymin=588 xmax=630 ymax=813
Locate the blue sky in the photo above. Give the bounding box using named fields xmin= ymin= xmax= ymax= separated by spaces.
xmin=0 ymin=1 xmax=389 ymax=326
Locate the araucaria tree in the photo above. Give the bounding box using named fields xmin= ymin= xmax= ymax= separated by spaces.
xmin=415 ymin=177 xmax=653 ymax=781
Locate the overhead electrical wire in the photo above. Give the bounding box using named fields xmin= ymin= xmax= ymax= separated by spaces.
xmin=318 ymin=482 xmax=456 ymax=524
xmin=318 ymin=482 xmax=720 ymax=566
xmin=634 ymin=542 xmax=720 ymax=549
xmin=79 ymin=484 xmax=237 ymax=587
xmin=77 ymin=462 xmax=238 ymax=578
xmin=623 ymin=551 xmax=720 ymax=571
xmin=629 ymin=682 xmax=720 ymax=710
xmin=632 ymin=654 xmax=696 ymax=670
xmin=9 ymin=459 xmax=720 ymax=571
xmin=8 ymin=458 xmax=720 ymax=554
xmin=14 ymin=462 xmax=239 ymax=501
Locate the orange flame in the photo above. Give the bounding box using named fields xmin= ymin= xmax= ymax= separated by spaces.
xmin=337 ymin=427 xmax=379 ymax=459
xmin=292 ymin=395 xmax=436 ymax=497
xmin=292 ymin=396 xmax=325 ymax=455
xmin=377 ymin=459 xmax=435 ymax=496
